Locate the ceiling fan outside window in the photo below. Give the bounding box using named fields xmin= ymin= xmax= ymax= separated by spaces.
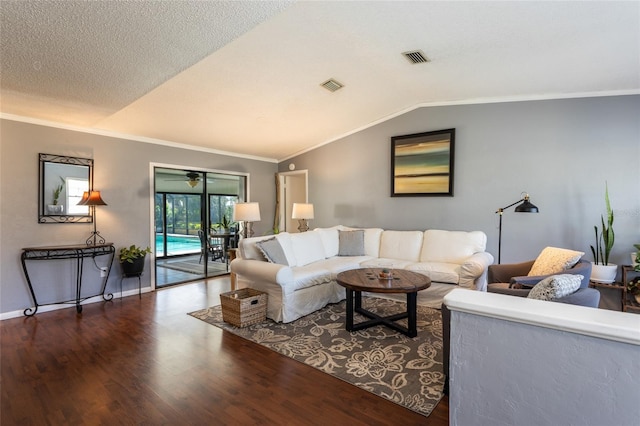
xmin=185 ymin=172 xmax=200 ymax=188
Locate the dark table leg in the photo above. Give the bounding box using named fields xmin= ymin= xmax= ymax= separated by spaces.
xmin=75 ymin=252 xmax=83 ymax=313
xmin=345 ymin=290 xmax=418 ymax=337
xmin=345 ymin=289 xmax=354 ymax=331
xmin=20 ymin=253 xmax=39 ymax=316
xmin=406 ymin=292 xmax=418 ymax=338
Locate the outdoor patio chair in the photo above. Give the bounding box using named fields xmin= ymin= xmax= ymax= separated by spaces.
xmin=198 ymin=230 xmax=224 ymax=263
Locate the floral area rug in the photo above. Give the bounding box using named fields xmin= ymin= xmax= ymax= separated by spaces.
xmin=188 ymin=297 xmax=444 ymax=417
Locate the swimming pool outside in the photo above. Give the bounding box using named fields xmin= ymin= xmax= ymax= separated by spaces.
xmin=156 ymin=234 xmax=200 ymax=257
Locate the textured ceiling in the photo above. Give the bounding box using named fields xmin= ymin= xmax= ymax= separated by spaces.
xmin=1 ymin=1 xmax=639 ymax=161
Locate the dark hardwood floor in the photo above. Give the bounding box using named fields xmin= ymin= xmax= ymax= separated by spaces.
xmin=1 ymin=277 xmax=449 ymax=425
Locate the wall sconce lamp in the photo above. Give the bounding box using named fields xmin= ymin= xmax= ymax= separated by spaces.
xmin=292 ymin=203 xmax=314 ymax=232
xmin=495 ymin=192 xmax=539 ymax=264
xmin=233 ymin=202 xmax=261 ymax=239
xmin=77 ymin=190 xmax=108 ymax=246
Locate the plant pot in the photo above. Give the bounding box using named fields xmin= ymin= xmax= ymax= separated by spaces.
xmin=590 ymin=262 xmax=618 ymax=284
xmin=631 ymin=252 xmax=639 ymax=267
xmin=47 ymin=204 xmax=63 ymax=214
xmin=121 ymin=255 xmax=146 ymax=277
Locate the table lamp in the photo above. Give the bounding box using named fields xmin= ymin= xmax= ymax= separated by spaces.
xmin=292 ymin=203 xmax=314 ymax=232
xmin=495 ymin=192 xmax=539 ymax=263
xmin=77 ymin=190 xmax=108 ymax=246
xmin=233 ymin=202 xmax=261 ymax=239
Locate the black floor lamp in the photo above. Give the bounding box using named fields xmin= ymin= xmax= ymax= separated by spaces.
xmin=495 ymin=192 xmax=539 ymax=264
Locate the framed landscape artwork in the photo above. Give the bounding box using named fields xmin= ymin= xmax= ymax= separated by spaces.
xmin=391 ymin=128 xmax=455 ymax=197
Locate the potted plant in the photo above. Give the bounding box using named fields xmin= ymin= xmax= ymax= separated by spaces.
xmin=627 ymin=276 xmax=640 ymax=304
xmin=590 ymin=183 xmax=617 ymax=283
xmin=119 ymin=245 xmax=151 ymax=277
xmin=631 ymin=244 xmax=640 ymax=272
xmin=47 ymin=177 xmax=65 ymax=214
xmin=215 ymin=216 xmax=234 ymax=233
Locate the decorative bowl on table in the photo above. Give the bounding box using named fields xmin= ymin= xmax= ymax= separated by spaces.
xmin=379 ymin=269 xmax=393 ymax=279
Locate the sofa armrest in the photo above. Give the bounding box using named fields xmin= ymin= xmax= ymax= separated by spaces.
xmin=510 ymin=259 xmax=592 ymax=289
xmin=230 ymin=259 xmax=294 ymax=287
xmin=510 ymin=274 xmax=544 ymax=287
xmin=459 ymin=252 xmax=495 ymax=290
xmin=488 ymin=260 xmax=535 ymax=284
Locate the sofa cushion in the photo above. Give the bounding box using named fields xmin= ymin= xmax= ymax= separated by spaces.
xmin=320 ymin=256 xmax=374 ymax=279
xmin=360 ymin=258 xmax=416 ymax=270
xmin=239 ymin=234 xmax=279 ymax=261
xmin=420 ymin=230 xmax=487 ymax=264
xmin=274 ymin=233 xmax=298 ymax=267
xmin=341 ymin=227 xmax=383 ymax=257
xmin=255 ymin=237 xmax=289 ymax=265
xmin=528 ymin=247 xmax=584 ymax=276
xmin=527 ymin=274 xmax=583 ymax=301
xmin=379 ymin=230 xmax=423 ymax=261
xmin=338 ymin=230 xmax=365 ymax=256
xmin=406 ymin=262 xmax=460 ymax=284
xmin=290 ymin=232 xmax=326 ymax=267
xmin=313 ymin=226 xmax=340 ymax=257
xmin=290 ymin=264 xmax=332 ymax=291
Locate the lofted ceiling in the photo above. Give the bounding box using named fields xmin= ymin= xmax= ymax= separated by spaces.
xmin=1 ymin=1 xmax=638 ymax=162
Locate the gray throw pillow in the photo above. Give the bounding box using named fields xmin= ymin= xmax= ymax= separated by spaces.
xmin=338 ymin=230 xmax=365 ymax=256
xmin=527 ymin=274 xmax=583 ymax=301
xmin=256 ymin=237 xmax=289 ymax=266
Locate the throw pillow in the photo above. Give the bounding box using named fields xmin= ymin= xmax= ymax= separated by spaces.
xmin=528 ymin=247 xmax=584 ymax=276
xmin=338 ymin=230 xmax=365 ymax=256
xmin=527 ymin=274 xmax=583 ymax=301
xmin=255 ymin=237 xmax=289 ymax=266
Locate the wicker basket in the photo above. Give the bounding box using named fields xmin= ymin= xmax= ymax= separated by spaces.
xmin=220 ymin=288 xmax=267 ymax=327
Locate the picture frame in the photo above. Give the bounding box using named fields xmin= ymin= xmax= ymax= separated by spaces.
xmin=390 ymin=128 xmax=455 ymax=197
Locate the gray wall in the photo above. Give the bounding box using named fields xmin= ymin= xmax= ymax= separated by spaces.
xmin=0 ymin=119 xmax=277 ymax=315
xmin=3 ymin=95 xmax=639 ymax=316
xmin=281 ymin=95 xmax=640 ymax=267
xmin=449 ymin=309 xmax=639 ymax=426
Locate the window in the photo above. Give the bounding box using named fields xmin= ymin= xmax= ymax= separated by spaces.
xmin=66 ymin=178 xmax=89 ymax=215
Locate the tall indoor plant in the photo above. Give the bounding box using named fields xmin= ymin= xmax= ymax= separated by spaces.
xmin=590 ymin=183 xmax=617 ymax=283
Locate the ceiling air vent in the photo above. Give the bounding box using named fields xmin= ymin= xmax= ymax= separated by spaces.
xmin=402 ymin=50 xmax=430 ymax=64
xmin=320 ymin=78 xmax=344 ymax=92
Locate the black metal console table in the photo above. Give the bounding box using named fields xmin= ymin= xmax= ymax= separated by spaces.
xmin=21 ymin=243 xmax=116 ymax=316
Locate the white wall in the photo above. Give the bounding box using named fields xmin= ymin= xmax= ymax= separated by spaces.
xmin=0 ymin=119 xmax=277 ymax=316
xmin=281 ymin=95 xmax=640 ymax=271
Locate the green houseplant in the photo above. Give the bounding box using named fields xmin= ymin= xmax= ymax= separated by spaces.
xmin=632 ymin=243 xmax=640 ymax=272
xmin=214 ymin=216 xmax=234 ymax=233
xmin=52 ymin=179 xmax=64 ymax=205
xmin=627 ymin=276 xmax=640 ymax=304
xmin=589 ymin=183 xmax=617 ymax=283
xmin=48 ymin=177 xmax=66 ymax=214
xmin=119 ymin=245 xmax=151 ymax=277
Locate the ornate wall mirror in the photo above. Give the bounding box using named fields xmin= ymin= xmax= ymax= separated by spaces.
xmin=39 ymin=153 xmax=93 ymax=223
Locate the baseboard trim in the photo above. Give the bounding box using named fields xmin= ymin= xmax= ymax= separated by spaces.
xmin=0 ymin=287 xmax=152 ymax=321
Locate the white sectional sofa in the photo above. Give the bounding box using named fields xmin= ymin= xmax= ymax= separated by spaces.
xmin=230 ymin=226 xmax=494 ymax=323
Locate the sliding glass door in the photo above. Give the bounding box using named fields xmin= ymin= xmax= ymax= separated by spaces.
xmin=154 ymin=167 xmax=247 ymax=287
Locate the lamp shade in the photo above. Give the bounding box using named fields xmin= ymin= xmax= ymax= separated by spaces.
xmin=495 ymin=192 xmax=539 ymax=264
xmin=77 ymin=191 xmax=90 ymax=205
xmin=77 ymin=190 xmax=107 ymax=206
xmin=233 ymin=202 xmax=261 ymax=222
xmin=292 ymin=203 xmax=314 ymax=219
xmin=514 ymin=198 xmax=539 ymax=213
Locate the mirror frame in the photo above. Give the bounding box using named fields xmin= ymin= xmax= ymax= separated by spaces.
xmin=39 ymin=153 xmax=94 ymax=223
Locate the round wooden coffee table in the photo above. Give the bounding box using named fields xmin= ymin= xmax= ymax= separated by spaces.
xmin=336 ymin=268 xmax=431 ymax=337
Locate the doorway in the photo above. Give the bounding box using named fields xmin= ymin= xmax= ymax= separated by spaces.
xmin=277 ymin=170 xmax=308 ymax=233
xmin=153 ymin=166 xmax=247 ymax=287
